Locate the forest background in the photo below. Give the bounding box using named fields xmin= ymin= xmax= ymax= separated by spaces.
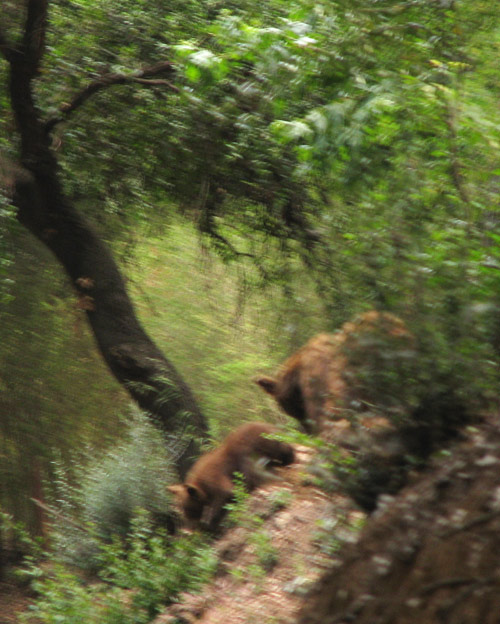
xmin=0 ymin=0 xmax=499 ymax=592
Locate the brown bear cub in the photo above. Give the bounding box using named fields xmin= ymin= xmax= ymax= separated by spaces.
xmin=256 ymin=333 xmax=341 ymax=434
xmin=168 ymin=422 xmax=294 ymax=530
xmin=256 ymin=311 xmax=413 ymax=433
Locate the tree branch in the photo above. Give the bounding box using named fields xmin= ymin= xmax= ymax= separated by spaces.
xmin=132 ymin=77 xmax=179 ymax=88
xmin=8 ymin=1 xmax=52 ymax=166
xmin=4 ymin=6 xmax=208 ymax=478
xmin=10 ymin=161 xmax=208 ymax=477
xmin=45 ymin=61 xmax=177 ymax=134
xmin=198 ymin=179 xmax=257 ymax=261
xmin=23 ymin=0 xmax=48 ymax=75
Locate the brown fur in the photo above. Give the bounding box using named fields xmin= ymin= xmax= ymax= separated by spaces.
xmin=168 ymin=422 xmax=294 ymax=529
xmin=256 ymin=311 xmax=413 ymax=433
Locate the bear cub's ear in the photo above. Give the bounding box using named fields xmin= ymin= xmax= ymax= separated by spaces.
xmin=255 ymin=376 xmax=278 ymax=395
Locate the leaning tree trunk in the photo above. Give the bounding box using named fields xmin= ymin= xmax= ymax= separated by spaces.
xmin=0 ymin=1 xmax=208 ymax=478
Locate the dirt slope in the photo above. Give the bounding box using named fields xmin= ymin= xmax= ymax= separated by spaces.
xmin=5 ymin=415 xmax=500 ymax=623
xmin=156 ymin=413 xmax=500 ymax=624
xmin=154 ymin=445 xmax=362 ymax=624
xmin=0 ymin=582 xmax=32 ymax=624
xmin=298 ymin=413 xmax=500 ymax=624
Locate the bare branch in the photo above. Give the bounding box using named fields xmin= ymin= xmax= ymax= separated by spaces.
xmin=442 ymin=510 xmax=500 ymax=538
xmin=204 ymin=226 xmax=257 ymax=261
xmin=132 ymin=77 xmax=179 ymax=90
xmin=198 ymin=177 xmax=260 ymax=262
xmin=31 ymin=498 xmax=86 ymax=531
xmin=45 ymin=61 xmax=177 ymax=134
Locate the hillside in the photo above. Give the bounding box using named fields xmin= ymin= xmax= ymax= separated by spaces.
xmin=299 ymin=412 xmax=500 ymax=624
xmin=154 ymin=445 xmax=362 ymax=624
xmin=154 ymin=414 xmax=500 ymax=624
xmin=3 ymin=412 xmax=500 ymax=623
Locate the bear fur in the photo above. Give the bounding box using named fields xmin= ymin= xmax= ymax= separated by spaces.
xmin=168 ymin=421 xmax=294 ymax=529
xmin=256 ymin=311 xmax=414 ymax=434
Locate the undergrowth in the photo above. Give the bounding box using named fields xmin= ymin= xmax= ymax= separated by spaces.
xmin=47 ymin=409 xmax=177 ymax=572
xmin=20 ymin=510 xmax=217 ymax=624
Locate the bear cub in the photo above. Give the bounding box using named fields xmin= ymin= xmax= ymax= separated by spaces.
xmin=256 ymin=311 xmax=412 ymax=433
xmin=168 ymin=422 xmax=294 ymax=530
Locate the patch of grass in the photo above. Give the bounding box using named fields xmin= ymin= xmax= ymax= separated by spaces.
xmin=127 ymin=219 xmax=326 ymax=436
xmin=267 ymin=489 xmax=293 ymax=514
xmin=251 ymin=529 xmax=279 ymax=572
xmin=223 ymin=473 xmax=252 ymax=529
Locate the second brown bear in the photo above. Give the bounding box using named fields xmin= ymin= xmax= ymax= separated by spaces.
xmin=168 ymin=421 xmax=294 ymax=530
xmin=256 ymin=311 xmax=413 ymax=433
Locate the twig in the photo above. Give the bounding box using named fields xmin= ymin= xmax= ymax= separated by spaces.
xmin=445 ymin=100 xmax=471 ymax=208
xmin=132 ymin=77 xmax=178 ymax=88
xmin=31 ymin=498 xmax=88 ymax=532
xmin=198 ymin=178 xmax=257 ymax=262
xmin=436 ymin=576 xmax=496 ymax=618
xmin=420 ymin=576 xmax=479 ymax=596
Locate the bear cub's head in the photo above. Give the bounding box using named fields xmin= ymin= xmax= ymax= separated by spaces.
xmin=167 ymin=483 xmax=207 ymax=522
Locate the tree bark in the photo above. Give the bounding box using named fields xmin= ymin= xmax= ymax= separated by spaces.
xmin=1 ymin=1 xmax=208 ymax=478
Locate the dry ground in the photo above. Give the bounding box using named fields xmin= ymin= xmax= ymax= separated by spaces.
xmin=154 ymin=445 xmax=362 ymax=624
xmin=0 ymin=581 xmax=32 ymax=624
xmin=298 ymin=413 xmax=500 ymax=624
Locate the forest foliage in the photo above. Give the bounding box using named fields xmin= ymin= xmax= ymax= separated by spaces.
xmin=0 ymin=1 xmax=500 ymax=617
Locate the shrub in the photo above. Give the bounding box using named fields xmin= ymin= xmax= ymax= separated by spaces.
xmin=23 ymin=511 xmax=216 ymax=624
xmin=48 ymin=410 xmax=177 ymax=570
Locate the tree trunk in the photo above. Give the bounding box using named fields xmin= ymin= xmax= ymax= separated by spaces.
xmin=1 ymin=2 xmax=208 ymax=478
xmin=12 ymin=164 xmax=208 ymax=476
